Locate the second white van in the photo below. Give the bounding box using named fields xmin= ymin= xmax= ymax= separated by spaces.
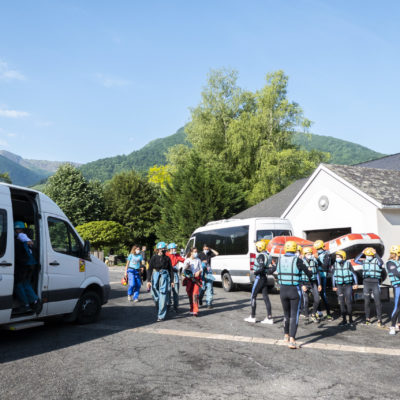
xmin=185 ymin=218 xmax=293 ymax=291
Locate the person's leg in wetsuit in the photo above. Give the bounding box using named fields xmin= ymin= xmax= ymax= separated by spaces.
xmin=364 ymin=280 xmax=382 ymax=325
xmin=310 ymin=282 xmax=320 ymax=321
xmin=389 ymin=286 xmax=400 ymax=334
xmin=318 ymin=275 xmax=332 ymax=319
xmin=301 ymin=284 xmax=310 ymax=320
xmin=245 ymin=276 xmax=272 ymax=323
xmin=337 ymin=284 xmax=353 ymax=325
xmin=280 ymin=285 xmax=302 ymax=342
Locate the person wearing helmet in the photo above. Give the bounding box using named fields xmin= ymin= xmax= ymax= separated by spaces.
xmin=244 ymin=240 xmax=274 ymax=324
xmin=355 ymin=247 xmax=384 ymax=326
xmin=183 ymin=248 xmax=203 ymax=316
xmin=166 ymin=243 xmax=185 ymax=312
xmin=295 ymin=245 xmax=302 ymax=258
xmin=199 ymin=244 xmax=219 ymax=309
xmin=331 ymin=250 xmax=358 ymax=326
xmin=14 ymin=221 xmax=42 ymax=314
xmin=299 ymin=247 xmax=321 ymax=323
xmin=268 ymin=240 xmax=313 ymax=349
xmin=147 ymin=242 xmax=174 ymax=321
xmin=386 ymin=245 xmax=400 ymax=335
xmin=313 ymin=240 xmax=333 ymax=320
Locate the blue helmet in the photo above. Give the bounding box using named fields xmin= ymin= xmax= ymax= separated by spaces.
xmin=167 ymin=243 xmax=177 ymax=250
xmin=156 ymin=241 xmax=167 ymax=250
xmin=14 ymin=221 xmax=26 ymax=229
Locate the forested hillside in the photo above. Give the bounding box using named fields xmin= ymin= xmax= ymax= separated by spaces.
xmin=80 ymin=128 xmax=385 ymax=182
xmin=0 ymin=154 xmax=44 ymax=186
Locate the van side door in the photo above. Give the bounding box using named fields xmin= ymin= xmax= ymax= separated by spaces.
xmin=0 ymin=186 xmax=14 ymax=324
xmin=44 ymin=214 xmax=85 ymax=316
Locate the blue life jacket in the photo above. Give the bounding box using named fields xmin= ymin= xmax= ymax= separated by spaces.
xmin=333 ymin=260 xmax=353 ymax=285
xmin=317 ymin=251 xmax=328 ymax=279
xmin=254 ymin=252 xmax=269 ymax=276
xmin=387 ymin=260 xmax=400 ymax=287
xmin=301 ymin=258 xmax=318 ymax=283
xmin=362 ymin=258 xmax=381 ymax=280
xmin=277 ymin=255 xmax=300 ymax=286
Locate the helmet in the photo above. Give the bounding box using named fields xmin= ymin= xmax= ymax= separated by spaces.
xmin=335 ymin=250 xmax=347 ymax=260
xmin=255 ymin=241 xmax=266 ymax=252
xmin=296 ymin=245 xmax=302 ymax=252
xmin=14 ymin=221 xmax=26 ymax=229
xmin=313 ymin=240 xmax=325 ymax=250
xmin=363 ymin=247 xmax=376 ymax=257
xmin=284 ymin=241 xmax=297 ymax=253
xmin=302 ymin=247 xmax=313 ymax=255
xmin=156 ymin=242 xmax=167 ymax=250
xmin=390 ymin=245 xmax=400 ymax=255
xmin=167 ymin=243 xmax=177 ymax=250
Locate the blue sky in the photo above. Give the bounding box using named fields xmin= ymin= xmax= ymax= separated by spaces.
xmin=0 ymin=0 xmax=399 ymax=163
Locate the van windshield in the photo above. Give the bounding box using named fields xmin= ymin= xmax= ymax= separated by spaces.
xmin=256 ymin=230 xmax=291 ymax=241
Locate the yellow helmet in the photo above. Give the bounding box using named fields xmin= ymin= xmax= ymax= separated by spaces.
xmin=255 ymin=240 xmax=266 ymax=252
xmin=363 ymin=247 xmax=376 ymax=257
xmin=335 ymin=250 xmax=347 ymax=260
xmin=284 ymin=241 xmax=298 ymax=253
xmin=302 ymin=247 xmax=313 ymax=255
xmin=390 ymin=245 xmax=400 ymax=256
xmin=313 ymin=240 xmax=325 ymax=250
xmin=296 ymin=245 xmax=302 ymax=252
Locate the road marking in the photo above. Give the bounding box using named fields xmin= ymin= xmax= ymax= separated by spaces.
xmin=128 ymin=327 xmax=400 ymax=357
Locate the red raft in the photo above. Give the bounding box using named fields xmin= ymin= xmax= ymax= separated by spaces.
xmin=267 ymin=233 xmax=384 ymax=260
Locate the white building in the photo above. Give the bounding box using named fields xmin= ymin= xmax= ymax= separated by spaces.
xmin=235 ymin=155 xmax=400 ymax=258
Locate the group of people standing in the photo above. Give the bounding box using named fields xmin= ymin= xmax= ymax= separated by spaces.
xmin=246 ymin=239 xmax=400 ymax=349
xmin=124 ymin=241 xmax=218 ymax=322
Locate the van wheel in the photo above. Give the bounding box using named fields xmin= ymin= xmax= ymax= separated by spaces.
xmin=76 ymin=291 xmax=101 ymax=324
xmin=222 ymin=272 xmax=234 ymax=292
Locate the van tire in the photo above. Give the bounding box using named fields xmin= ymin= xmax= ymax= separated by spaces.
xmin=222 ymin=272 xmax=234 ymax=292
xmin=75 ymin=291 xmax=101 ymax=324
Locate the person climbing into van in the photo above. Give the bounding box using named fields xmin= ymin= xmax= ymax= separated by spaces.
xmin=166 ymin=243 xmax=185 ymax=312
xmin=124 ymin=245 xmax=143 ymax=302
xmin=147 ymin=242 xmax=174 ymax=322
xmin=313 ymin=240 xmax=333 ymax=320
xmin=199 ymin=244 xmax=218 ymax=309
xmin=386 ymin=245 xmax=400 ymax=335
xmin=355 ymin=247 xmax=384 ymax=326
xmin=300 ymin=247 xmax=321 ymax=323
xmin=269 ymin=240 xmax=312 ymax=349
xmin=14 ymin=221 xmax=42 ymax=314
xmin=244 ymin=240 xmax=274 ymax=324
xmin=183 ymin=248 xmax=203 ymax=317
xmin=331 ymin=250 xmax=358 ymax=326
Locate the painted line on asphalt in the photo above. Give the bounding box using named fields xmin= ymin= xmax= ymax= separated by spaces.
xmin=129 ymin=327 xmax=400 ymax=357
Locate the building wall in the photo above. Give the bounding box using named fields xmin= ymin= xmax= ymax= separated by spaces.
xmin=377 ymin=209 xmax=400 ymax=258
xmin=283 ymin=169 xmax=379 ymax=239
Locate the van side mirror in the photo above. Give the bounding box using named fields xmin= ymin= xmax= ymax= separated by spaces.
xmin=83 ymin=240 xmax=91 ymax=259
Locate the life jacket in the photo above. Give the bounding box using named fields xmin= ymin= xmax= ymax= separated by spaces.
xmin=362 ymin=258 xmax=381 ymax=280
xmin=387 ymin=260 xmax=400 ymax=287
xmin=301 ymin=258 xmax=318 ymax=283
xmin=333 ymin=260 xmax=353 ymax=285
xmin=317 ymin=251 xmax=328 ymax=278
xmin=254 ymin=252 xmax=269 ymax=276
xmin=277 ymin=255 xmax=300 ymax=286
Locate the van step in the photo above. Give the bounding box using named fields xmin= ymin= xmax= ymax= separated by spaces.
xmin=3 ymin=321 xmax=44 ymax=331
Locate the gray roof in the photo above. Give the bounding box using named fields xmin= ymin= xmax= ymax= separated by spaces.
xmin=234 ymin=178 xmax=308 ymax=218
xmin=356 ymin=153 xmax=400 ymax=171
xmin=324 ymin=164 xmax=400 ymax=206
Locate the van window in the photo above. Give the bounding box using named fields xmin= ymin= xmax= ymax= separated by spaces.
xmin=256 ymin=229 xmax=291 ymax=241
xmin=0 ymin=209 xmax=6 ymax=257
xmin=195 ymin=225 xmax=249 ymax=255
xmin=48 ymin=217 xmax=82 ymax=258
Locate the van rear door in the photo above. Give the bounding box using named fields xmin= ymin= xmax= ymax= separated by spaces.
xmin=0 ymin=185 xmax=14 ymax=324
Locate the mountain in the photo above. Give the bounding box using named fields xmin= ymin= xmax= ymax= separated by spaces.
xmin=293 ymin=132 xmax=385 ymax=165
xmin=80 ymin=128 xmax=386 ymax=182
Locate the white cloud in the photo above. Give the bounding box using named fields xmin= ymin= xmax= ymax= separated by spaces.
xmin=0 ymin=60 xmax=26 ymax=81
xmin=95 ymin=73 xmax=132 ymax=88
xmin=0 ymin=108 xmax=30 ymax=118
xmin=35 ymin=120 xmax=53 ymax=127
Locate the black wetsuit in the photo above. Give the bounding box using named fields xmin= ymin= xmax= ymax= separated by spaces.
xmin=250 ymin=252 xmax=272 ymax=318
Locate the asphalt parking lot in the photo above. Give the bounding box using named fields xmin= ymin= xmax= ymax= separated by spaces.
xmin=1 ymin=266 xmax=400 ymax=400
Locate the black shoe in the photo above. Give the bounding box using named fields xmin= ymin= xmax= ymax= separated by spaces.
xmin=338 ymin=319 xmax=347 ymax=326
xmin=20 ymin=305 xmax=32 ymax=313
xmin=199 ymin=299 xmax=203 ymax=306
xmin=32 ymin=299 xmax=43 ymax=315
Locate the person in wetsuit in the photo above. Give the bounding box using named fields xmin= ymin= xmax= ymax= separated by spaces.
xmin=386 ymin=245 xmax=400 ymax=335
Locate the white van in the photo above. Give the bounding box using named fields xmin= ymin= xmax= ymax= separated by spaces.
xmin=185 ymin=218 xmax=293 ymax=291
xmin=0 ymin=183 xmax=110 ymax=329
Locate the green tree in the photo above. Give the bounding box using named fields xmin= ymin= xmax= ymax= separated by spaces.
xmin=156 ymin=151 xmax=245 ymax=245
xmin=104 ymin=169 xmax=159 ymax=246
xmin=44 ymin=164 xmax=105 ymax=226
xmin=0 ymin=172 xmax=11 ymax=184
xmin=76 ymin=221 xmax=130 ymax=250
xmin=148 ymin=165 xmax=171 ymax=189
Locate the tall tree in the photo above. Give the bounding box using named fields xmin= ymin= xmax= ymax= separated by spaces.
xmin=104 ymin=170 xmax=159 ymax=246
xmin=44 ymin=164 xmax=105 ymax=226
xmin=156 ymin=150 xmax=245 ymax=245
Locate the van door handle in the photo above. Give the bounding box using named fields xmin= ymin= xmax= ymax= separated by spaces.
xmin=0 ymin=261 xmax=12 ymax=267
xmin=49 ymin=261 xmax=60 ymax=266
